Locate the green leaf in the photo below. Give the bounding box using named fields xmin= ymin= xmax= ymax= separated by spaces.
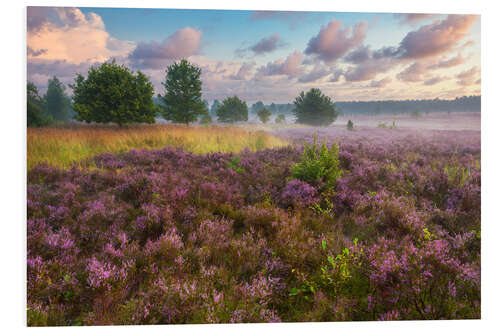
xmin=321 ymin=240 xmax=326 ymax=250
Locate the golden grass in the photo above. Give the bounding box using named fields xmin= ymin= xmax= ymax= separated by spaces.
xmin=27 ymin=124 xmax=289 ymax=169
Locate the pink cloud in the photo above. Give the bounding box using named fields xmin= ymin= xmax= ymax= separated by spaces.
xmin=370 ymin=77 xmax=392 ymax=88
xmin=129 ymin=27 xmax=202 ymax=69
xmin=297 ymin=64 xmax=331 ymax=83
xmin=456 ymin=66 xmax=480 ymax=86
xmin=228 ymin=62 xmax=256 ymax=80
xmin=427 ymin=53 xmax=466 ymax=69
xmin=397 ymin=62 xmax=428 ymax=82
xmin=256 ymin=50 xmax=304 ymax=77
xmin=394 ymin=13 xmax=439 ymax=25
xmin=398 ymin=14 xmax=477 ymax=59
xmin=305 ymin=20 xmax=366 ymax=62
xmin=27 ymin=7 xmax=135 ymax=64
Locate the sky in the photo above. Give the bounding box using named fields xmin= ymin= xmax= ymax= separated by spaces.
xmin=27 ymin=6 xmax=481 ymax=104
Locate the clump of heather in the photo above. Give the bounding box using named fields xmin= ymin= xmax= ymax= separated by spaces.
xmin=27 ymin=128 xmax=480 ymax=325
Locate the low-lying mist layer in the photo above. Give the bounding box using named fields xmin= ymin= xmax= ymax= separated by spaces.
xmin=27 ymin=128 xmax=480 ymax=325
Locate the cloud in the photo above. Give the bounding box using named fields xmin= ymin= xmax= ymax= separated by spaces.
xmin=397 ymin=62 xmax=428 ymax=82
xmin=344 ymin=45 xmax=372 ymax=64
xmin=27 ymin=46 xmax=47 ymax=57
xmin=305 ymin=20 xmax=366 ymax=63
xmin=427 ymin=53 xmax=466 ymax=69
xmin=27 ymin=7 xmax=135 ymax=64
xmin=129 ymin=27 xmax=203 ymax=69
xmin=456 ymin=66 xmax=480 ymax=86
xmin=228 ymin=62 xmax=256 ymax=80
xmin=343 ymin=56 xmax=397 ymax=82
xmin=423 ymin=76 xmax=449 ymax=86
xmin=297 ymin=64 xmax=331 ymax=83
xmin=27 ymin=6 xmax=50 ymax=33
xmin=394 ymin=13 xmax=439 ymax=25
xmin=370 ymin=77 xmax=392 ymax=88
xmin=250 ymin=33 xmax=286 ymax=55
xmin=397 ymin=14 xmax=477 ymax=59
xmin=249 ymin=11 xmax=308 ymax=29
xmin=256 ymin=50 xmax=304 ymax=77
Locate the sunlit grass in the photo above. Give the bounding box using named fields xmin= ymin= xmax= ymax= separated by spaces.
xmin=27 ymin=124 xmax=289 ymax=169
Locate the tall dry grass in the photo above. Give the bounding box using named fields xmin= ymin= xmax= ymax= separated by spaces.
xmin=27 ymin=124 xmax=289 ymax=169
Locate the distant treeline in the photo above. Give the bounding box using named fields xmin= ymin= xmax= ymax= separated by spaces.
xmin=335 ymin=96 xmax=481 ymax=116
xmin=233 ymin=95 xmax=480 ymax=117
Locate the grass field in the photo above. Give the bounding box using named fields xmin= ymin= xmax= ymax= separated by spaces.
xmin=27 ymin=124 xmax=289 ymax=169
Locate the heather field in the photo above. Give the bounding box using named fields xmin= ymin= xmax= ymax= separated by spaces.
xmin=27 ymin=123 xmax=481 ymax=325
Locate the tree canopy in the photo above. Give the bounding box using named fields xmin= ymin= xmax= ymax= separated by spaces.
xmin=216 ymin=96 xmax=248 ymax=123
xmin=160 ymin=59 xmax=206 ymax=125
xmin=44 ymin=76 xmax=71 ymax=121
xmin=293 ymin=88 xmax=339 ymax=126
xmin=71 ymin=60 xmax=157 ymax=126
xmin=257 ymin=108 xmax=271 ymax=124
xmin=27 ymin=82 xmax=53 ymax=127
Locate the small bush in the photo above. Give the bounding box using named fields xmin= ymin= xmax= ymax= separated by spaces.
xmin=275 ymin=114 xmax=286 ymax=124
xmin=290 ymin=134 xmax=343 ymax=191
xmin=347 ymin=120 xmax=354 ymax=131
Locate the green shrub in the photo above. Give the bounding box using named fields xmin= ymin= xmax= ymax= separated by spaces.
xmin=290 ymin=134 xmax=343 ymax=191
xmin=347 ymin=120 xmax=354 ymax=131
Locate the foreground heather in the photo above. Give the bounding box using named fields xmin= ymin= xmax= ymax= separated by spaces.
xmin=27 ymin=130 xmax=480 ymax=325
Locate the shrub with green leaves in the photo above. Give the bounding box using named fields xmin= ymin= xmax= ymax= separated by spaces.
xmin=347 ymin=120 xmax=354 ymax=131
xmin=290 ymin=134 xmax=343 ymax=191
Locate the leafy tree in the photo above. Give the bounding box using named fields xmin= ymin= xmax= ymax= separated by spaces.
xmin=27 ymin=82 xmax=53 ymax=127
xmin=71 ymin=60 xmax=157 ymax=126
xmin=160 ymin=59 xmax=205 ymax=125
xmin=251 ymin=101 xmax=265 ymax=113
xmin=216 ymin=96 xmax=248 ymax=123
xmin=275 ymin=114 xmax=286 ymax=124
xmin=293 ymin=88 xmax=339 ymax=126
xmin=44 ymin=76 xmax=70 ymax=121
xmin=257 ymin=108 xmax=271 ymax=124
xmin=347 ymin=119 xmax=354 ymax=131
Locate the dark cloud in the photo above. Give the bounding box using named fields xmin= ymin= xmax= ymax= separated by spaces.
xmin=250 ymin=33 xmax=286 ymax=55
xmin=27 ymin=46 xmax=47 ymax=57
xmin=423 ymin=76 xmax=449 ymax=86
xmin=129 ymin=27 xmax=202 ymax=69
xmin=344 ymin=45 xmax=372 ymax=64
xmin=27 ymin=6 xmax=49 ymax=33
xmin=297 ymin=64 xmax=331 ymax=83
xmin=305 ymin=20 xmax=366 ymax=63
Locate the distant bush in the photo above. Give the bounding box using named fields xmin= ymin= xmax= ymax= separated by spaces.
xmin=347 ymin=119 xmax=354 ymax=131
xmin=275 ymin=114 xmax=286 ymax=124
xmin=257 ymin=108 xmax=272 ymax=124
xmin=290 ymin=134 xmax=343 ymax=191
xmin=410 ymin=109 xmax=421 ymax=118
